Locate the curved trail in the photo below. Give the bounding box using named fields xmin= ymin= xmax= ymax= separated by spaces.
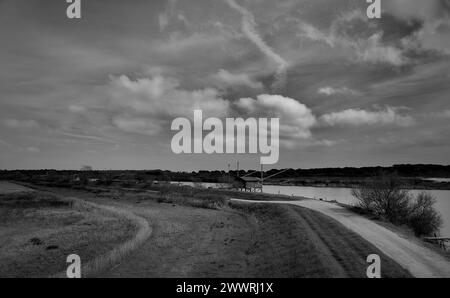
xmin=53 ymin=198 xmax=152 ymax=278
xmin=232 ymin=199 xmax=450 ymax=278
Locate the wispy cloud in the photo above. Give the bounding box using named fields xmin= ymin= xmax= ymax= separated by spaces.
xmin=3 ymin=119 xmax=39 ymax=129
xmin=19 ymin=146 xmax=40 ymax=153
xmin=318 ymin=86 xmax=359 ymax=97
xmin=226 ymin=0 xmax=288 ymax=91
xmin=320 ymin=106 xmax=415 ymax=127
xmin=298 ymin=10 xmax=410 ymax=66
xmin=59 ymin=132 xmax=116 ymax=144
xmin=0 ymin=138 xmax=12 ymax=147
xmin=211 ymin=69 xmax=263 ymax=90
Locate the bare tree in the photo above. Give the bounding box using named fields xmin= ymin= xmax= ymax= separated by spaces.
xmin=352 ymin=175 xmax=410 ymax=223
xmin=408 ymin=192 xmax=442 ymax=236
xmin=352 ymin=175 xmax=442 ymax=236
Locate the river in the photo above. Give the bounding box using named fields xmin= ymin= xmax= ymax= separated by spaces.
xmin=172 ymin=181 xmax=450 ymax=236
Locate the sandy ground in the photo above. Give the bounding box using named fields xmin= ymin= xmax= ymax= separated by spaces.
xmin=233 ymin=199 xmax=450 ymax=278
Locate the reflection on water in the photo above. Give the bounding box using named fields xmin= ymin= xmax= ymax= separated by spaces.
xmin=422 ymin=178 xmax=450 ymax=183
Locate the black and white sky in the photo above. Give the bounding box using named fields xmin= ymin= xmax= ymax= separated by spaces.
xmin=0 ymin=0 xmax=449 ymax=170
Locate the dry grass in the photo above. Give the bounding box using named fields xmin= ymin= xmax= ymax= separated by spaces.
xmin=230 ymin=202 xmax=412 ymax=278
xmin=0 ymin=191 xmax=138 ymax=278
xmin=52 ymin=199 xmax=152 ymax=278
xmin=92 ymin=185 xmax=229 ymax=210
xmin=3 ymin=184 xmax=413 ymax=277
xmin=0 ymin=191 xmax=72 ymax=208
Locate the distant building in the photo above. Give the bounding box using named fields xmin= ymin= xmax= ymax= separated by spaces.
xmin=235 ymin=177 xmax=262 ymax=192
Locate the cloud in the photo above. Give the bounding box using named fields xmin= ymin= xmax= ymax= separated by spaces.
xmin=158 ymin=0 xmax=187 ymax=31
xmin=226 ymin=0 xmax=288 ymax=90
xmin=403 ymin=18 xmax=450 ymax=55
xmin=108 ymin=74 xmax=229 ymax=117
xmin=212 ymin=69 xmax=263 ymax=90
xmin=382 ymin=0 xmax=450 ymax=54
xmin=113 ymin=117 xmax=163 ymax=136
xmin=68 ymin=105 xmax=87 ymax=113
xmin=158 ymin=13 xmax=169 ymax=32
xmin=235 ymin=94 xmax=317 ymax=140
xmin=19 ymin=146 xmax=40 ymax=153
xmin=318 ymin=86 xmax=359 ymax=96
xmin=359 ymin=33 xmax=408 ymax=66
xmin=434 ymin=110 xmax=450 ymax=118
xmin=383 ymin=0 xmax=449 ymax=21
xmin=0 ymin=138 xmax=11 ymax=147
xmin=59 ymin=132 xmax=116 ymax=144
xmin=281 ymin=138 xmax=342 ymax=150
xmin=298 ymin=10 xmax=409 ymax=66
xmin=320 ymin=106 xmax=415 ymax=127
xmin=154 ymin=32 xmax=229 ymax=57
xmin=105 ymin=74 xmax=229 ymax=136
xmin=106 ymin=74 xmax=321 ymax=146
xmin=3 ymin=119 xmax=39 ymax=129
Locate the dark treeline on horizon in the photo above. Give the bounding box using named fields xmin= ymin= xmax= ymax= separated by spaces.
xmin=1 ymin=164 xmax=450 ymax=184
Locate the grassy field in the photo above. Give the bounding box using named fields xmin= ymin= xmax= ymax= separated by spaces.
xmin=0 ymin=190 xmax=136 ymax=277
xmin=1 ymin=182 xmax=412 ymax=278
xmin=229 ymin=202 xmax=411 ymax=278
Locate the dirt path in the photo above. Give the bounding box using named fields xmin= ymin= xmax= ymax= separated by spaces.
xmin=232 ymin=198 xmax=450 ymax=278
xmin=53 ymin=198 xmax=152 ymax=277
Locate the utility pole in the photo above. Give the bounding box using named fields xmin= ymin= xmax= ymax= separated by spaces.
xmin=236 ymin=161 xmax=240 ymax=178
xmin=260 ymin=163 xmax=264 ymax=192
xmin=260 ymin=164 xmax=263 ymax=181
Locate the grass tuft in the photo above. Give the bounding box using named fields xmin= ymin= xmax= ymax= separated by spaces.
xmin=0 ymin=191 xmax=72 ymax=208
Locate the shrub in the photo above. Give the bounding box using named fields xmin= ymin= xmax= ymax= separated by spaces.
xmin=351 ymin=175 xmax=442 ymax=236
xmin=351 ymin=176 xmax=411 ymax=224
xmin=408 ymin=192 xmax=442 ymax=236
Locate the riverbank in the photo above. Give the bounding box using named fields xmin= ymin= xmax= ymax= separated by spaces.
xmin=266 ymin=177 xmax=450 ymax=190
xmin=0 ymin=181 xmax=411 ymax=277
xmin=233 ymin=198 xmax=450 ymax=278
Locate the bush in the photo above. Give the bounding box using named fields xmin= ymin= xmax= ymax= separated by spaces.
xmin=351 ymin=176 xmax=411 ymax=224
xmin=351 ymin=176 xmax=442 ymax=236
xmin=408 ymin=192 xmax=442 ymax=236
